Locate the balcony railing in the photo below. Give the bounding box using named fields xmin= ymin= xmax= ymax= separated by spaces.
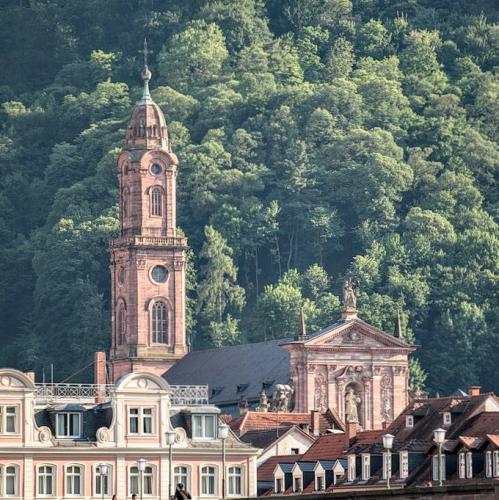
xmin=110 ymin=235 xmax=187 ymax=248
xmin=35 ymin=383 xmax=209 ymax=406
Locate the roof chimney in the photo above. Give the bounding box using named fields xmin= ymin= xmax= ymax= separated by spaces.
xmin=311 ymin=410 xmax=320 ymax=436
xmin=94 ymin=351 xmax=107 ymax=404
xmin=345 ymin=420 xmax=357 ymax=445
xmin=469 ymin=386 xmax=481 ymax=396
xmin=238 ymin=397 xmax=249 ymax=416
xmin=393 ymin=310 xmax=403 ymax=338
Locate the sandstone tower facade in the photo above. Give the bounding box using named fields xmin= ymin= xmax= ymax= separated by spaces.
xmin=109 ymin=47 xmax=188 ymax=382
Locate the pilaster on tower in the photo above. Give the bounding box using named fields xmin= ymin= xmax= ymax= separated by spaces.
xmin=109 ymin=42 xmax=188 ymax=383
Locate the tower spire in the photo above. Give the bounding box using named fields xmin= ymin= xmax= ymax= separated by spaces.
xmin=138 ymin=38 xmax=153 ymax=104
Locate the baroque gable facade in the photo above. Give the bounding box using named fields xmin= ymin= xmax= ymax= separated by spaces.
xmin=283 ymin=316 xmax=414 ymax=430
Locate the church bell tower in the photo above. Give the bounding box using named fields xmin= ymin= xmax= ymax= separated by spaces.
xmin=109 ymin=41 xmax=188 ymax=382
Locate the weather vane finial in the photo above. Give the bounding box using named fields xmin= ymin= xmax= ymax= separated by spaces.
xmin=138 ymin=38 xmax=153 ymax=103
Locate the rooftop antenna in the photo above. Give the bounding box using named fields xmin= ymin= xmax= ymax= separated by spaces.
xmin=50 ymin=363 xmax=54 ymax=385
xmin=42 ymin=367 xmax=46 ymax=385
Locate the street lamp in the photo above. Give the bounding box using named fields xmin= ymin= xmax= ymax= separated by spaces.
xmin=382 ymin=433 xmax=394 ymax=489
xmin=166 ymin=429 xmax=176 ymax=500
xmin=433 ymin=428 xmax=446 ymax=486
xmin=98 ymin=463 xmax=109 ymax=500
xmin=218 ymin=422 xmax=230 ymax=499
xmin=137 ymin=458 xmax=147 ymax=500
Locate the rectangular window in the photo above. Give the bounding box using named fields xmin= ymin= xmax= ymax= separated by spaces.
xmin=494 ymin=450 xmax=499 ymax=477
xmin=382 ymin=452 xmax=391 ymax=480
xmin=348 ymin=455 xmax=356 ymax=482
xmin=293 ymin=477 xmax=302 ymax=492
xmin=66 ymin=465 xmax=82 ymax=495
xmin=128 ymin=407 xmax=154 ymax=435
xmin=291 ymin=448 xmax=300 ymax=455
xmin=362 ymin=454 xmax=370 ymax=480
xmin=192 ymin=415 xmax=216 ymax=439
xmin=276 ymin=477 xmax=283 ymax=493
xmin=201 ymin=466 xmax=216 ymax=496
xmin=5 ymin=465 xmax=18 ymax=496
xmin=486 ymin=451 xmax=492 ymax=478
xmin=38 ymin=465 xmax=55 ymax=496
xmin=95 ymin=465 xmax=112 ymax=495
xmin=56 ymin=413 xmax=81 ymax=438
xmin=0 ymin=406 xmax=19 ymax=434
xmin=228 ymin=466 xmax=242 ymax=496
xmin=466 ymin=452 xmax=473 ymax=478
xmin=443 ymin=412 xmax=452 ymax=425
xmin=174 ymin=466 xmax=189 ymax=491
xmin=129 ymin=466 xmax=154 ymax=496
xmin=405 ymin=415 xmax=414 ymax=428
xmin=434 ymin=454 xmax=446 ymax=481
xmin=458 ymin=453 xmax=466 ymax=479
xmin=400 ymin=451 xmax=409 ymax=479
xmin=315 ymin=475 xmax=324 ymax=491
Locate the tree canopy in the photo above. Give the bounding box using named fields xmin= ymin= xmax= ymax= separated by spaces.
xmin=0 ymin=0 xmax=497 ymax=394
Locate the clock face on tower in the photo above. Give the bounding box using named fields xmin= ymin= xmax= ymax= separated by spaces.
xmin=151 ymin=265 xmax=168 ymax=283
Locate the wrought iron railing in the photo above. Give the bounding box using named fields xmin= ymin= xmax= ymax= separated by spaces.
xmin=35 ymin=383 xmax=113 ymax=403
xmin=35 ymin=383 xmax=209 ymax=406
xmin=170 ymin=385 xmax=209 ymax=406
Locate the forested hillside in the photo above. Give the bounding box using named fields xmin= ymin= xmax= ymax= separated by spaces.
xmin=0 ymin=0 xmax=498 ymax=393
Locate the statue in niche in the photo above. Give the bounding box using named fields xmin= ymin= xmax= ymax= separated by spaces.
xmin=343 ymin=278 xmax=358 ymax=309
xmin=345 ymin=387 xmax=361 ymax=423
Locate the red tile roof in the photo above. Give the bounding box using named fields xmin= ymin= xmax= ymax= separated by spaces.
xmin=301 ymin=432 xmax=348 ymax=461
xmin=229 ymin=411 xmax=333 ymax=434
xmin=258 ymin=454 xmax=303 ymax=482
xmin=486 ymin=434 xmax=499 ymax=447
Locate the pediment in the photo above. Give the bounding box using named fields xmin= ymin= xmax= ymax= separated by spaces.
xmin=115 ymin=372 xmax=170 ymax=392
xmin=304 ymin=319 xmax=411 ymax=350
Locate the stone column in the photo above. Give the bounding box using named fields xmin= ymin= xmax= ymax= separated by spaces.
xmin=116 ymin=456 xmax=126 ymax=498
xmin=363 ymin=380 xmax=372 ymax=430
xmin=372 ymin=368 xmax=382 ymax=429
xmin=24 ymin=455 xmax=33 ymax=500
xmin=160 ymin=454 xmax=169 ymax=499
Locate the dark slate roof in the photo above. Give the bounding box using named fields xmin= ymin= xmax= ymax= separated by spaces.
xmin=239 ymin=427 xmax=295 ymax=449
xmin=295 ymin=462 xmax=316 ymax=472
xmin=165 ymin=338 xmax=291 ymax=408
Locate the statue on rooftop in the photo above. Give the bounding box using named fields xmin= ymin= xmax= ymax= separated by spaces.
xmin=343 ymin=277 xmax=358 ymax=309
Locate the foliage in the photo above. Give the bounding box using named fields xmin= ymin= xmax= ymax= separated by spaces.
xmin=0 ymin=0 xmax=498 ymax=395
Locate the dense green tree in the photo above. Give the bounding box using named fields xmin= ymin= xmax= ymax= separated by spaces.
xmin=0 ymin=0 xmax=498 ymax=394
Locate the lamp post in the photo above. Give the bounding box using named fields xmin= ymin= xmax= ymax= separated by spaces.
xmin=218 ymin=422 xmax=230 ymax=499
xmin=165 ymin=429 xmax=176 ymax=500
xmin=98 ymin=463 xmax=109 ymax=500
xmin=383 ymin=433 xmax=394 ymax=489
xmin=137 ymin=458 xmax=147 ymax=500
xmin=433 ymin=428 xmax=446 ymax=486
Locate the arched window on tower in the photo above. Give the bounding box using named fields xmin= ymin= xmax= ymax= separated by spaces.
xmin=122 ymin=187 xmax=129 ymax=219
xmin=152 ymin=301 xmax=168 ymax=344
xmin=151 ymin=187 xmax=162 ymax=216
xmin=117 ymin=304 xmax=126 ymax=345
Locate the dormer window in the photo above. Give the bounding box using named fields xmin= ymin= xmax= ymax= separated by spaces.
xmin=315 ymin=474 xmax=324 ymax=491
xmin=192 ymin=415 xmax=216 ymax=439
xmin=400 ymin=451 xmax=409 ymax=479
xmin=129 ymin=407 xmax=154 ymax=435
xmin=443 ymin=412 xmax=452 ymax=425
xmin=405 ymin=415 xmax=414 ymax=428
xmin=361 ymin=454 xmax=370 ymax=480
xmin=348 ymin=455 xmax=356 ymax=482
xmin=293 ymin=476 xmax=302 ymax=493
xmin=56 ymin=412 xmax=81 ymax=438
xmin=275 ymin=478 xmax=283 ymax=493
xmin=494 ymin=450 xmax=499 ymax=477
xmin=486 ymin=451 xmax=492 ymax=478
